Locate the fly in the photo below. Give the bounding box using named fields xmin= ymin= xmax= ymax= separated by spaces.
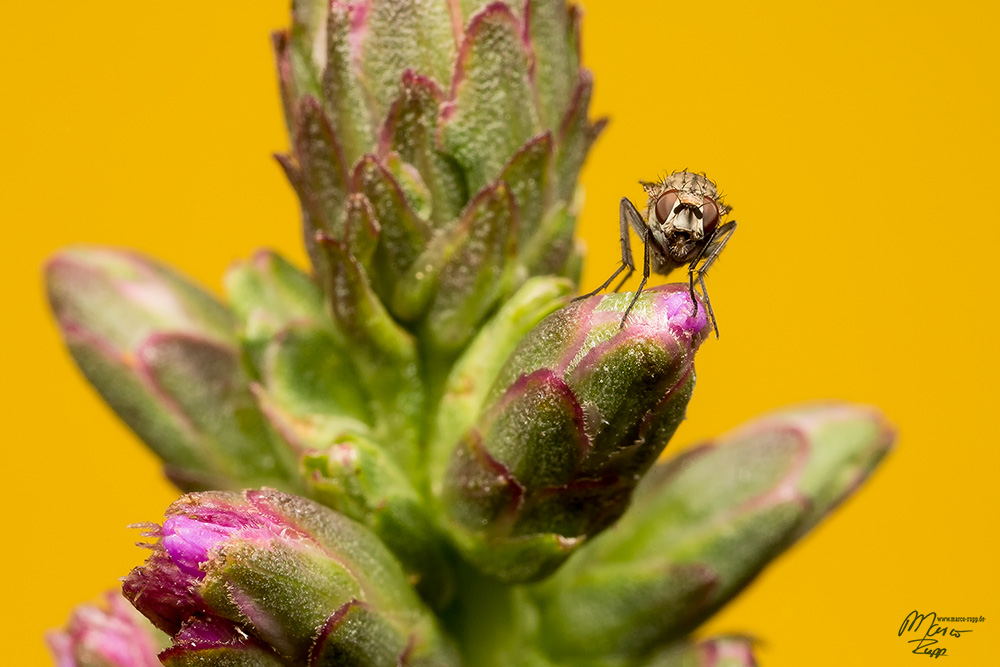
xmin=577 ymin=170 xmax=737 ymax=336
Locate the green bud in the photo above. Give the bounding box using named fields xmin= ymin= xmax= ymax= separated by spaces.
xmin=45 ymin=247 xmax=298 ymax=492
xmin=441 ymin=285 xmax=710 ymax=582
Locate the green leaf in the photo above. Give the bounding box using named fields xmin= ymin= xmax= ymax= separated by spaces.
xmin=421 ymin=182 xmax=518 ymax=353
xmin=518 ymin=202 xmax=576 ymax=278
xmin=343 ymin=192 xmax=381 ymax=271
xmin=553 ymin=71 xmax=607 ymax=202
xmin=526 ymin=0 xmax=580 ymax=131
xmin=499 ymin=133 xmax=553 ymax=249
xmin=352 ymin=155 xmax=431 ymax=302
xmin=384 ymin=151 xmax=433 ymax=220
xmin=140 ymin=334 xmax=301 ymax=491
xmin=224 ymin=250 xmax=331 ymax=374
xmin=287 ymin=0 xmax=328 ymax=102
xmin=323 ymin=3 xmax=377 ymax=165
xmin=440 ymin=4 xmax=541 ymax=194
xmin=260 ymin=323 xmax=373 ymax=433
xmin=536 ymin=562 xmax=716 ymax=658
xmin=358 ymin=0 xmax=457 ymax=118
xmin=293 ymin=96 xmax=351 ymax=240
xmin=378 ymin=71 xmax=467 ymax=226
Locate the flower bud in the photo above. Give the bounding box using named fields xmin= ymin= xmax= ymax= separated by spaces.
xmin=441 ymin=284 xmax=710 ymax=582
xmin=46 ymin=591 xmax=164 ymax=667
xmin=123 ymin=489 xmax=457 ymax=665
xmin=45 ymin=247 xmax=298 ymax=492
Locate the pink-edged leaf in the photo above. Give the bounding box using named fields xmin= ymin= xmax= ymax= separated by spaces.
xmin=422 ymin=182 xmax=518 ymax=352
xmin=553 ymin=70 xmax=606 ymax=202
xmin=356 ymin=0 xmax=457 ymax=119
xmin=525 ymin=0 xmax=580 ymax=130
xmin=379 ymin=70 xmax=467 ymax=225
xmin=498 ymin=132 xmax=553 ymax=247
xmin=343 ymin=192 xmax=381 ymax=270
xmin=351 ymin=155 xmax=431 ymax=301
xmin=439 ymin=3 xmax=540 ymax=194
xmin=323 ymin=3 xmax=377 ymax=165
xmin=293 ymin=96 xmax=351 ymax=240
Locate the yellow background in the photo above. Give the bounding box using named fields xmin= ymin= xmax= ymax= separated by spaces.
xmin=3 ymin=1 xmax=997 ymax=664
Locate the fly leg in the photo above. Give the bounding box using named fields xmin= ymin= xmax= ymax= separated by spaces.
xmin=697 ymin=272 xmax=719 ymax=338
xmin=574 ymin=198 xmax=640 ymax=301
xmin=619 ymin=226 xmax=650 ymax=329
xmin=688 ymin=220 xmax=736 ymax=338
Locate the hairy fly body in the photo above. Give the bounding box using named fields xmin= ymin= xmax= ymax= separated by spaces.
xmin=578 ymin=171 xmax=737 ymax=336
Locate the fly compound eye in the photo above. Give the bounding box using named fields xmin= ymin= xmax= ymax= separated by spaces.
xmin=655 ymin=191 xmax=678 ymax=223
xmin=701 ymin=199 xmax=720 ymax=234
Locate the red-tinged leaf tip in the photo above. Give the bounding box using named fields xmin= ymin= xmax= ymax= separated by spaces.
xmin=377 ymin=69 xmax=445 ymax=156
xmin=557 ymin=69 xmax=593 ymax=141
xmin=330 ymin=0 xmax=369 ymax=67
xmin=447 ymin=0 xmax=463 ymax=46
xmin=448 ymin=2 xmax=525 ymax=101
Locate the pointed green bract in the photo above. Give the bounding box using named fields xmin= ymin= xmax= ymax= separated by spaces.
xmin=422 ymin=182 xmax=518 ymax=353
xmin=379 ymin=71 xmax=467 ymax=226
xmin=527 ymin=0 xmax=581 ymax=131
xmin=440 ymin=4 xmax=541 ymax=194
xmin=359 ymin=0 xmax=457 ymax=117
xmin=554 ymin=72 xmax=606 ymax=202
xmin=293 ymin=96 xmax=351 ymax=239
xmin=353 ymin=155 xmax=432 ymax=300
xmin=343 ymin=192 xmax=382 ymax=270
xmin=323 ymin=3 xmax=377 ymax=164
xmin=500 ymin=133 xmax=553 ymax=251
xmin=519 ymin=202 xmax=577 ymax=277
xmin=224 ymin=249 xmax=331 ymax=373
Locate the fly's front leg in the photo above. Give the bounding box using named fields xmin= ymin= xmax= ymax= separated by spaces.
xmin=619 ymin=226 xmax=650 ymax=329
xmin=698 ymin=273 xmax=719 ymax=338
xmin=574 ymin=197 xmax=640 ymax=301
xmin=689 ymin=220 xmax=736 ymax=337
xmin=687 ymin=263 xmax=699 ymax=318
